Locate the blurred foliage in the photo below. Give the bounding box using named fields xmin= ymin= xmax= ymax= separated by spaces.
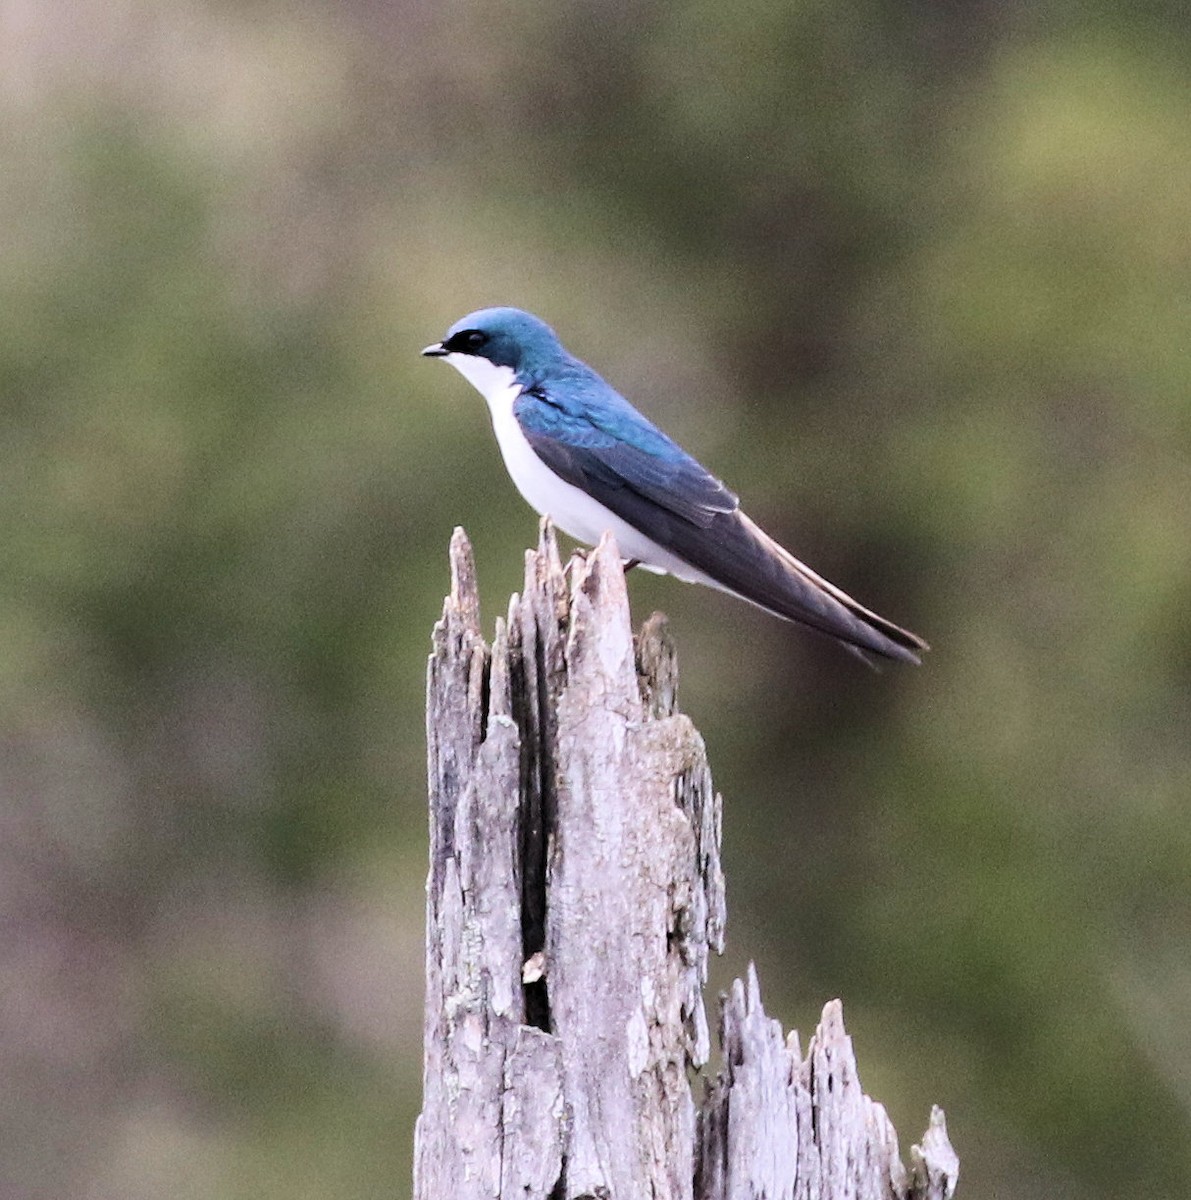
xmin=1 ymin=1 xmax=1189 ymax=1197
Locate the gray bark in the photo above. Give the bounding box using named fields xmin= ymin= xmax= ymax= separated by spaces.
xmin=415 ymin=521 xmax=958 ymax=1200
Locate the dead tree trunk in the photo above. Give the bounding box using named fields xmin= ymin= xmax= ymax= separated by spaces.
xmin=415 ymin=521 xmax=958 ymax=1200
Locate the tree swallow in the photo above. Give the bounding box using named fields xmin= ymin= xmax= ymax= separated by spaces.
xmin=422 ymin=307 xmax=927 ymax=664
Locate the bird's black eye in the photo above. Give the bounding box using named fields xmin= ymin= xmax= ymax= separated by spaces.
xmin=448 ymin=329 xmax=489 ymax=354
xmin=442 ymin=328 xmax=490 ymax=355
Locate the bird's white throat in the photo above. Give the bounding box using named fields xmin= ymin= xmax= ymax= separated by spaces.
xmin=442 ymin=353 xmax=519 ymax=406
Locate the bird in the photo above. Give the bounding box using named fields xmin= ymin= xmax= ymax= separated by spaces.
xmin=422 ymin=306 xmax=927 ymax=665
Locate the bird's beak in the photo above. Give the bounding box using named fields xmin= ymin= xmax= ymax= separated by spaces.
xmin=421 ymin=342 xmax=448 ymax=357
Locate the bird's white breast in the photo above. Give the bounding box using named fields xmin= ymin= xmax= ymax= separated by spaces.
xmin=441 ymin=352 xmax=610 ymax=543
xmin=440 ymin=352 xmax=718 ymax=586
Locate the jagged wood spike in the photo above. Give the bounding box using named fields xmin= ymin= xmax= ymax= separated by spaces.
xmin=416 ymin=521 xmax=957 ymax=1200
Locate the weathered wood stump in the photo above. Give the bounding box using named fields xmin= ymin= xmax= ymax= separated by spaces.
xmin=415 ymin=521 xmax=958 ymax=1200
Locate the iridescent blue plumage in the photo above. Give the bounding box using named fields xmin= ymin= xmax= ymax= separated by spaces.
xmin=513 ymin=383 xmax=738 ymax=530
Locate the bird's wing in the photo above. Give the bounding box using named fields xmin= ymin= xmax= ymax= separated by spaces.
xmin=514 ymin=380 xmax=927 ymax=665
xmin=514 ymin=380 xmax=738 ymax=528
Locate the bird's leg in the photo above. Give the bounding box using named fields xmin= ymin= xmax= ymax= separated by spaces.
xmin=624 ymin=558 xmax=641 ymax=572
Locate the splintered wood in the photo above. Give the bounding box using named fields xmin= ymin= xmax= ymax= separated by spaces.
xmin=415 ymin=520 xmax=957 ymax=1200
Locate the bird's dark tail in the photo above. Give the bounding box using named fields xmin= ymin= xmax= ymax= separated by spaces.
xmin=705 ymin=513 xmax=928 ymax=665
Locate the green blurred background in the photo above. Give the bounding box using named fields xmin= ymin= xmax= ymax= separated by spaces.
xmin=2 ymin=1 xmax=1189 ymax=1196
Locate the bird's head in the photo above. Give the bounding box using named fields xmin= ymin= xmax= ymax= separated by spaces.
xmin=422 ymin=307 xmax=563 ymax=377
